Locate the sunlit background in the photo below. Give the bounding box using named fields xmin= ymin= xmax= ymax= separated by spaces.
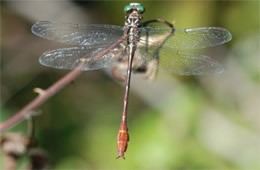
xmin=1 ymin=0 xmax=259 ymax=169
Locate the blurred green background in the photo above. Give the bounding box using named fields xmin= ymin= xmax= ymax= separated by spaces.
xmin=1 ymin=0 xmax=259 ymax=169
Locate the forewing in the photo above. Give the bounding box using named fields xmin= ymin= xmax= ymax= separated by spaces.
xmin=39 ymin=46 xmax=125 ymax=71
xmin=32 ymin=21 xmax=124 ymax=46
xmin=139 ymin=26 xmax=232 ymax=49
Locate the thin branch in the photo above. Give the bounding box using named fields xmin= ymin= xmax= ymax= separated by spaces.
xmin=0 ymin=65 xmax=83 ymax=133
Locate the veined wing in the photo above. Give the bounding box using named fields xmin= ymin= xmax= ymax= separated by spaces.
xmin=32 ymin=21 xmax=124 ymax=46
xmin=39 ymin=45 xmax=126 ymax=71
xmin=136 ymin=45 xmax=224 ymax=75
xmin=139 ymin=26 xmax=232 ymax=49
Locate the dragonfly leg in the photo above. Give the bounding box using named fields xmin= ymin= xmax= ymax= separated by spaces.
xmin=130 ymin=59 xmax=158 ymax=81
xmin=141 ymin=19 xmax=175 ymax=80
xmin=112 ymin=62 xmax=128 ymax=81
xmin=112 ymin=56 xmax=148 ymax=81
xmin=144 ymin=58 xmax=159 ymax=80
xmin=143 ymin=18 xmax=174 ymax=28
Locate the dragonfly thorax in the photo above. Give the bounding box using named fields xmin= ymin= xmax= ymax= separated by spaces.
xmin=124 ymin=11 xmax=142 ymax=28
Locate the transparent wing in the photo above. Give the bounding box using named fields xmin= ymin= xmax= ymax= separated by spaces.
xmin=136 ymin=45 xmax=224 ymax=75
xmin=139 ymin=26 xmax=232 ymax=49
xmin=39 ymin=46 xmax=126 ymax=71
xmin=32 ymin=21 xmax=124 ymax=46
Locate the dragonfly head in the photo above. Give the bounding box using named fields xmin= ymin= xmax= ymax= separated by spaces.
xmin=124 ymin=2 xmax=145 ymax=14
xmin=124 ymin=3 xmax=145 ymax=27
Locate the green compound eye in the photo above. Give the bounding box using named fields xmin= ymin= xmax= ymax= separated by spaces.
xmin=124 ymin=5 xmax=132 ymax=13
xmin=137 ymin=5 xmax=145 ymax=13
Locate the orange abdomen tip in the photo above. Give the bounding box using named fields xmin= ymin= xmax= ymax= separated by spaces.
xmin=116 ymin=122 xmax=129 ymax=159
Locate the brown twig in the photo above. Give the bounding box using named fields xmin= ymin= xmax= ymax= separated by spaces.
xmin=0 ymin=65 xmax=83 ymax=133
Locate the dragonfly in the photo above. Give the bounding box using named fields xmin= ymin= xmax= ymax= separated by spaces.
xmin=31 ymin=2 xmax=232 ymax=159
